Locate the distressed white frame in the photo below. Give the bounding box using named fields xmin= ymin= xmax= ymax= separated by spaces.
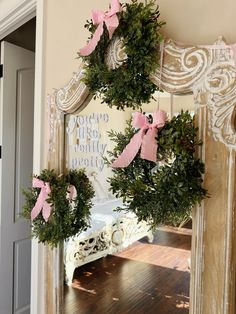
xmin=47 ymin=36 xmax=236 ymax=314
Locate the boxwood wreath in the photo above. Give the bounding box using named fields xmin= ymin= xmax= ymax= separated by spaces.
xmin=22 ymin=169 xmax=95 ymax=247
xmin=79 ymin=0 xmax=165 ymax=110
xmin=105 ymin=111 xmax=207 ymax=227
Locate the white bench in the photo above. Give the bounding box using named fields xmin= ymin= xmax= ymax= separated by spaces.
xmin=64 ymin=199 xmax=153 ymax=285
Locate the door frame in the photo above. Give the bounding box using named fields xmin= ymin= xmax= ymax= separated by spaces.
xmin=0 ymin=1 xmax=46 ymax=313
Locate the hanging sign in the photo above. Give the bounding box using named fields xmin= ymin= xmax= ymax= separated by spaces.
xmin=66 ymin=113 xmax=110 ymax=172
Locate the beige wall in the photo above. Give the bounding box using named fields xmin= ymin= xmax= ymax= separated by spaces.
xmin=44 ymin=0 xmax=236 ymax=96
xmin=158 ymin=0 xmax=236 ymax=45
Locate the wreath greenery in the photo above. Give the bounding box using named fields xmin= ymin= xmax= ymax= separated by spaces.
xmin=22 ymin=169 xmax=95 ymax=247
xmin=105 ymin=111 xmax=207 ymax=227
xmin=80 ymin=0 xmax=165 ymax=110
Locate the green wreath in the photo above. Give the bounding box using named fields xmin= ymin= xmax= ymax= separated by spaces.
xmin=80 ymin=0 xmax=165 ymax=110
xmin=105 ymin=111 xmax=207 ymax=227
xmin=22 ymin=169 xmax=95 ymax=247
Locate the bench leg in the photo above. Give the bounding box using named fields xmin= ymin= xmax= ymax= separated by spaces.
xmin=147 ymin=231 xmax=154 ymax=243
xmin=65 ymin=262 xmax=75 ymax=286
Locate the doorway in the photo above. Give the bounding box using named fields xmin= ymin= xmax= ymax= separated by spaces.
xmin=0 ymin=18 xmax=36 ymax=314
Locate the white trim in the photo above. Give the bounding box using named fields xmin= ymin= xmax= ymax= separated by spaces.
xmin=30 ymin=241 xmax=45 ymax=314
xmin=0 ymin=0 xmax=45 ymax=313
xmin=0 ymin=0 xmax=36 ymax=40
xmin=30 ymin=0 xmax=46 ymax=313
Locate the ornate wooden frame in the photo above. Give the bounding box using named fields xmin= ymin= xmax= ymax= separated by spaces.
xmin=46 ymin=37 xmax=236 ymax=314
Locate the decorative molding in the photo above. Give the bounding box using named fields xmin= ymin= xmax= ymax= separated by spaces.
xmin=54 ymin=63 xmax=92 ymax=114
xmin=105 ymin=36 xmax=236 ymax=150
xmin=151 ymin=38 xmax=236 ymax=150
xmin=0 ymin=0 xmax=36 ymax=40
xmin=202 ymin=64 xmax=236 ymax=148
xmin=47 ymin=94 xmax=64 ymax=171
xmin=49 ymin=65 xmax=93 ymax=168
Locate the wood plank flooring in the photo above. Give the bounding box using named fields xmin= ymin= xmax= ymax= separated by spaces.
xmin=63 ymin=225 xmax=191 ymax=314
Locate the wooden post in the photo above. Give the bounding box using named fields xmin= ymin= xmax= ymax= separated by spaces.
xmin=151 ymin=38 xmax=236 ymax=314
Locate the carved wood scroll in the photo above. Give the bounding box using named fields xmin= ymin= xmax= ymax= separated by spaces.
xmin=47 ymin=37 xmax=236 ymax=314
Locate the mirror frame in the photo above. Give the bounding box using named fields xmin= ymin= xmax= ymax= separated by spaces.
xmin=45 ymin=37 xmax=236 ymax=314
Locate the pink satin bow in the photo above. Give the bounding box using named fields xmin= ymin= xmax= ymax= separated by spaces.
xmin=112 ymin=110 xmax=168 ymax=168
xmin=80 ymin=0 xmax=121 ymax=56
xmin=31 ymin=178 xmax=52 ymax=222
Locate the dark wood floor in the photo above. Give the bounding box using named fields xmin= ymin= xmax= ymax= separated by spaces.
xmin=64 ymin=225 xmax=191 ymax=314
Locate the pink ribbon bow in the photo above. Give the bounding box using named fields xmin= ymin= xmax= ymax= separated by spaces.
xmin=112 ymin=110 xmax=168 ymax=168
xmin=31 ymin=178 xmax=52 ymax=222
xmin=80 ymin=0 xmax=121 ymax=56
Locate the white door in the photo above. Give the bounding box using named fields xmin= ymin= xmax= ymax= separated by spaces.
xmin=0 ymin=41 xmax=34 ymax=314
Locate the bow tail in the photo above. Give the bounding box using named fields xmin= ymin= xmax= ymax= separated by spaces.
xmin=110 ymin=0 xmax=121 ymax=12
xmin=111 ymin=130 xmax=145 ymax=168
xmin=80 ymin=22 xmax=104 ymax=56
xmin=31 ymin=191 xmax=44 ymax=221
xmin=105 ymin=14 xmax=119 ymax=38
xmin=140 ymin=128 xmax=158 ymax=162
xmin=42 ymin=201 xmax=52 ymax=222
